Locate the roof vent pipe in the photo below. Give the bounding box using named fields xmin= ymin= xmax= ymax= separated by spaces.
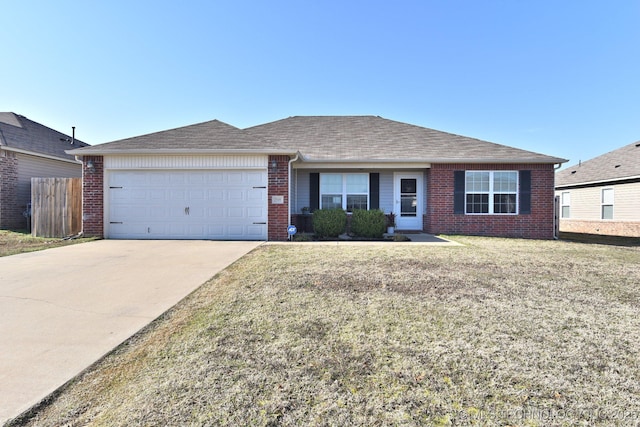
xmin=72 ymin=126 xmax=75 ymax=145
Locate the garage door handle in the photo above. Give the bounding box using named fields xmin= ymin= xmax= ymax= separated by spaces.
xmin=253 ymin=186 xmax=267 ymax=189
xmin=110 ymin=222 xmax=123 ymax=224
xmin=253 ymin=222 xmax=267 ymax=225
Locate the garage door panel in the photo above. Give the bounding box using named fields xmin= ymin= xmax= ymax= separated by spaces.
xmin=208 ymin=189 xmax=224 ymax=201
xmin=247 ymin=207 xmax=265 ymax=218
xmin=227 ymin=189 xmax=244 ymax=201
xmin=108 ymin=170 xmax=267 ymax=240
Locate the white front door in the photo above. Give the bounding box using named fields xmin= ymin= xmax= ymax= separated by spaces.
xmin=393 ymin=172 xmax=424 ymax=230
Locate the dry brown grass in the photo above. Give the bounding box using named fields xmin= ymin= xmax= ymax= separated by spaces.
xmin=12 ymin=237 xmax=640 ymax=426
xmin=0 ymin=230 xmax=95 ymax=257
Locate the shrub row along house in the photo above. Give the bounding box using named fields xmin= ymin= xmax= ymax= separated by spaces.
xmin=555 ymin=141 xmax=640 ymax=237
xmin=0 ymin=113 xmax=89 ymax=230
xmin=68 ymin=116 xmax=567 ymax=241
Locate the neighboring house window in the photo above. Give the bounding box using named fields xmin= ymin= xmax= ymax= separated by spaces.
xmin=561 ymin=192 xmax=571 ymax=218
xmin=601 ymin=188 xmax=614 ymax=220
xmin=320 ymin=173 xmax=369 ymax=211
xmin=465 ymin=171 xmax=518 ymax=214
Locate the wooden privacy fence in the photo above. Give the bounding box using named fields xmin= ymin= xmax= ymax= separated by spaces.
xmin=31 ymin=177 xmax=82 ymax=238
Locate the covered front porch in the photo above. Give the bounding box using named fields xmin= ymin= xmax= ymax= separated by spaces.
xmin=290 ymin=164 xmax=429 ymax=233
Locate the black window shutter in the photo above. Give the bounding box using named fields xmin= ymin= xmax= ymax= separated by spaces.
xmin=310 ymin=173 xmax=320 ymax=211
xmin=520 ymin=170 xmax=532 ymax=214
xmin=369 ymin=173 xmax=380 ymax=210
xmin=454 ymin=171 xmax=465 ymax=214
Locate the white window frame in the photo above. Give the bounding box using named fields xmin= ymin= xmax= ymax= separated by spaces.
xmin=465 ymin=171 xmax=518 ymax=215
xmin=561 ymin=191 xmax=571 ymax=219
xmin=320 ymin=173 xmax=369 ymax=211
xmin=601 ymin=187 xmax=614 ymax=220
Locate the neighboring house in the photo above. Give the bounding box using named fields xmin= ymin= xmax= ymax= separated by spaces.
xmin=0 ymin=113 xmax=89 ymax=230
xmin=69 ymin=116 xmax=566 ymax=241
xmin=555 ymin=141 xmax=640 ymax=237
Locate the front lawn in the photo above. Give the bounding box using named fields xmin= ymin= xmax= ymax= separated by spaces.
xmin=14 ymin=237 xmax=640 ymax=426
xmin=0 ymin=230 xmax=96 ymax=257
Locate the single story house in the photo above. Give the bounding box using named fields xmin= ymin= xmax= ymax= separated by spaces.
xmin=555 ymin=140 xmax=640 ymax=237
xmin=69 ymin=116 xmax=566 ymax=241
xmin=0 ymin=112 xmax=89 ymax=230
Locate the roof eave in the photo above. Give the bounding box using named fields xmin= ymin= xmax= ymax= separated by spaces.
xmin=2 ymin=146 xmax=81 ymax=164
xmin=298 ymin=156 xmax=568 ymax=164
xmin=556 ymin=174 xmax=640 ymax=188
xmin=67 ymin=148 xmax=297 ymax=156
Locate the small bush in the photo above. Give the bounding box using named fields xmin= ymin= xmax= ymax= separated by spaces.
xmin=351 ymin=209 xmax=386 ymax=238
xmin=312 ymin=209 xmax=347 ymax=238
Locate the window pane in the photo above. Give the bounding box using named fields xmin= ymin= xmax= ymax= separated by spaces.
xmin=320 ymin=174 xmax=342 ymax=194
xmin=346 ymin=174 xmax=368 ymax=193
xmin=602 ymin=205 xmax=613 ymax=220
xmin=400 ymin=195 xmax=417 ymax=216
xmin=493 ymin=172 xmax=517 ymax=192
xmin=602 ymin=188 xmax=614 ymax=204
xmin=466 ymin=194 xmax=489 ymax=213
xmin=466 ymin=172 xmax=490 ymax=192
xmin=401 ymin=178 xmax=417 ymax=193
xmin=562 ymin=192 xmax=570 ymax=205
xmin=494 ymin=194 xmax=516 ymax=214
xmin=562 ymin=206 xmax=570 ymax=218
xmin=321 ymin=195 xmax=342 ymax=210
xmin=346 ymin=195 xmax=368 ymax=211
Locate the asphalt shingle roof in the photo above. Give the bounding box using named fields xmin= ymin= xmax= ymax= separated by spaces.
xmin=70 ymin=115 xmax=566 ymax=164
xmin=69 ymin=119 xmax=281 ymax=154
xmin=245 ymin=116 xmax=565 ymax=163
xmin=0 ymin=113 xmax=89 ymax=161
xmin=556 ymin=140 xmax=640 ymax=187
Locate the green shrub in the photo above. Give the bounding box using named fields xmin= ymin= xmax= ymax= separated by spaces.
xmin=312 ymin=209 xmax=347 ymax=238
xmin=350 ymin=209 xmax=386 ymax=238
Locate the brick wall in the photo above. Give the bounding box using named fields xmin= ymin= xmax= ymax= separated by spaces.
xmin=560 ymin=219 xmax=640 ymax=237
xmin=81 ymin=156 xmax=104 ymax=237
xmin=426 ymin=163 xmax=556 ymax=239
xmin=268 ymin=155 xmax=290 ymax=241
xmin=0 ymin=150 xmax=24 ymax=230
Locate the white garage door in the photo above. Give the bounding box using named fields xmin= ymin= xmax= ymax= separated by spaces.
xmin=107 ymin=170 xmax=267 ymax=240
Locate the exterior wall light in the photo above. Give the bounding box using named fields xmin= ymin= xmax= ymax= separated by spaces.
xmin=86 ymin=160 xmax=95 ymax=173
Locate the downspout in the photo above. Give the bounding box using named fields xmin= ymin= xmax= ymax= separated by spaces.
xmin=288 ymin=153 xmax=300 ymax=228
xmin=553 ymin=163 xmax=562 ymax=239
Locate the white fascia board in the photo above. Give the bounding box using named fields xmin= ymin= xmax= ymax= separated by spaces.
xmin=2 ymin=146 xmax=81 ymax=164
xmin=294 ymin=161 xmax=431 ymax=169
xmin=294 ymin=157 xmax=564 ymax=169
xmin=66 ymin=148 xmax=296 ymax=157
xmin=556 ymin=174 xmax=640 ymax=188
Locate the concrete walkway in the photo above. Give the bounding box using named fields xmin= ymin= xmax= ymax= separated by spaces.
xmin=0 ymin=240 xmax=261 ymax=425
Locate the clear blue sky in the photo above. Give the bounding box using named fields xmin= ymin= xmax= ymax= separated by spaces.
xmin=3 ymin=1 xmax=638 ymax=168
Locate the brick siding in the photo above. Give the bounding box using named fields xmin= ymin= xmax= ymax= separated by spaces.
xmin=426 ymin=163 xmax=556 ymax=239
xmin=81 ymin=156 xmax=104 ymax=237
xmin=268 ymin=155 xmax=290 ymax=241
xmin=0 ymin=151 xmax=24 ymax=230
xmin=560 ymin=219 xmax=640 ymax=238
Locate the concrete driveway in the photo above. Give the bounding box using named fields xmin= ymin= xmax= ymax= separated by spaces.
xmin=0 ymin=239 xmax=261 ymax=425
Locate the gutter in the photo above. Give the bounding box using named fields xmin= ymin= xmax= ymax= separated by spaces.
xmin=556 ymin=175 xmax=640 ymax=190
xmin=2 ymin=146 xmax=82 ymax=164
xmin=66 ymin=148 xmax=297 ymax=156
xmin=296 ymin=156 xmax=569 ymax=164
